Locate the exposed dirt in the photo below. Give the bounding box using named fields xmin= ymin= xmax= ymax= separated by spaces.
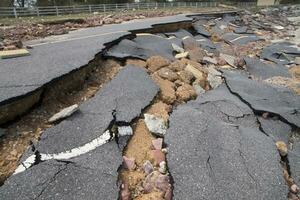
xmin=0 ymin=58 xmax=121 ymax=184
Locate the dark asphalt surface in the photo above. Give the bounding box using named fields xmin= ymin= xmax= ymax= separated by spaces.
xmin=0 ymin=14 xmax=191 ymax=105
xmin=245 ymin=57 xmax=291 ymax=80
xmin=0 ymin=66 xmax=158 ymax=199
xmin=223 ymin=70 xmax=300 ymax=128
xmin=165 ymin=84 xmax=287 ymax=200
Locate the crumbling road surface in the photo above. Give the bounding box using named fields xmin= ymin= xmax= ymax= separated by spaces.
xmin=1 ymin=6 xmax=300 ymax=200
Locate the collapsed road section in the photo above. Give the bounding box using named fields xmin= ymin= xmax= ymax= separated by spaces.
xmin=1 ymin=6 xmax=300 ymax=200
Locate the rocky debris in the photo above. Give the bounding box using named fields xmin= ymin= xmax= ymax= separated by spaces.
xmin=203 ymin=56 xmax=218 ymax=65
xmin=145 ymin=101 xmax=171 ymax=123
xmin=175 ymin=52 xmax=189 ymax=59
xmin=123 ymin=156 xmax=137 ymax=171
xmin=151 ymin=74 xmax=176 ymax=104
xmin=147 ymin=56 xmax=170 ymax=73
xmin=165 ymin=84 xmax=288 ymax=199
xmin=176 ymin=83 xmax=197 ymax=102
xmin=188 ymin=47 xmax=206 ymax=62
xmin=168 ymin=60 xmax=186 ymax=72
xmin=150 ymin=150 xmax=166 ymax=166
xmin=295 ymin=57 xmax=300 ymax=65
xmin=263 ymin=76 xmax=300 ymax=95
xmin=144 ymin=114 xmax=167 ymax=137
xmin=177 ymin=70 xmax=194 ymax=84
xmin=48 ymin=104 xmax=79 ymax=123
xmin=157 ymin=67 xmax=179 ymax=82
xmin=172 ymin=43 xmax=185 ymax=53
xmin=185 ymin=63 xmax=207 ymax=81
xmin=219 ymin=53 xmax=236 ymax=67
xmin=207 ymin=73 xmax=222 ymax=89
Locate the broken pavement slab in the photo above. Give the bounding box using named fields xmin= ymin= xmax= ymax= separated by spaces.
xmin=37 ymin=66 xmax=159 ymax=154
xmin=223 ymin=70 xmax=300 ymax=127
xmin=0 ymin=49 xmax=30 ymax=59
xmin=0 ymin=140 xmax=124 ymax=200
xmin=105 ymin=34 xmax=179 ymax=60
xmin=260 ymin=42 xmax=300 ymax=65
xmin=245 ymin=57 xmax=291 ymax=80
xmin=222 ymin=32 xmax=263 ymax=45
xmin=165 ymin=84 xmax=287 ymax=200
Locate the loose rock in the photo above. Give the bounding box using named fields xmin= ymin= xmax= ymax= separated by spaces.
xmin=126 ymin=59 xmax=147 ymax=68
xmin=178 ymin=70 xmax=194 ymax=84
xmin=123 ymin=156 xmax=136 ymax=170
xmin=172 ymin=43 xmax=185 ymax=53
xmin=175 ymin=52 xmax=189 ymax=59
xmin=48 ymin=104 xmax=79 ymax=123
xmin=151 ymin=74 xmax=176 ymax=104
xmin=176 ymin=83 xmax=197 ymax=102
xmin=143 ymin=160 xmax=154 ymax=175
xmin=168 ymin=60 xmax=186 ymax=72
xmin=157 ymin=67 xmax=179 ymax=82
xmin=152 ymin=138 xmax=163 ymax=150
xmin=144 ymin=114 xmax=167 ymax=136
xmin=159 ymin=161 xmax=167 ymax=174
xmin=276 ymin=141 xmax=288 ymax=157
xmin=147 ymin=56 xmax=170 ymax=73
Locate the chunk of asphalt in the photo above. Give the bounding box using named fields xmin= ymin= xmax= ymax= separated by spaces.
xmin=245 ymin=57 xmax=291 ymax=80
xmin=0 ymin=141 xmax=124 ymax=200
xmin=194 ymin=34 xmax=219 ymax=53
xmin=106 ymin=34 xmax=176 ymax=60
xmin=222 ymin=33 xmax=263 ymax=45
xmin=260 ymin=42 xmax=300 ymax=65
xmin=258 ymin=117 xmax=292 ymax=144
xmin=165 ymin=29 xmax=194 ymax=39
xmin=36 ymin=66 xmax=159 ymax=154
xmin=234 ymin=26 xmax=248 ymax=34
xmin=165 ymin=85 xmax=287 ymax=200
xmin=223 ymin=70 xmax=300 ymax=127
xmin=192 ymin=24 xmax=211 ymax=37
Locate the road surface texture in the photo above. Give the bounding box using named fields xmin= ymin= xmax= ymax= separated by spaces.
xmin=1 ymin=6 xmax=300 ymax=200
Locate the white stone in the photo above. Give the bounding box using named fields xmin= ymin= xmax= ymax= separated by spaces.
xmin=159 ymin=161 xmax=167 ymax=174
xmin=208 ymin=74 xmax=223 ymax=89
xmin=48 ymin=104 xmax=79 ymax=123
xmin=144 ymin=113 xmax=167 ymax=136
xmin=172 ymin=43 xmax=185 ymax=53
xmin=118 ymin=126 xmax=133 ymax=136
xmin=192 ymin=82 xmax=205 ymax=95
xmin=175 ymin=52 xmax=189 ymax=59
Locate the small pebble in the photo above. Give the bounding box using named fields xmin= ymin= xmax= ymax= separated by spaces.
xmin=123 ymin=156 xmax=136 ymax=170
xmin=159 ymin=161 xmax=167 ymax=174
xmin=143 ymin=160 xmax=154 ymax=175
xmin=275 ymin=141 xmax=288 ymax=157
xmin=291 ymin=184 xmax=299 ymax=194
